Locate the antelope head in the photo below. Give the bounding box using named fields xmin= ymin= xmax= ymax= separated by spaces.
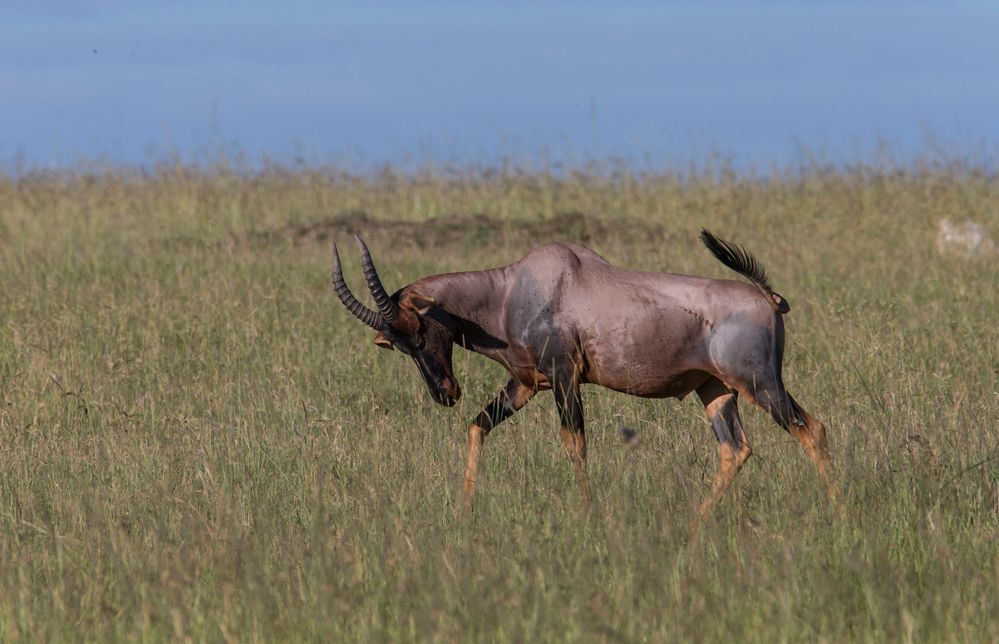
xmin=331 ymin=236 xmax=462 ymax=406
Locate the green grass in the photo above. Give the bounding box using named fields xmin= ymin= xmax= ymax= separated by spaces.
xmin=1 ymin=160 xmax=997 ymax=640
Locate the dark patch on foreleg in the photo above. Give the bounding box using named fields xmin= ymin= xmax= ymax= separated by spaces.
xmin=472 ymin=378 xmax=535 ymax=434
xmin=551 ymin=363 xmax=591 ymax=505
xmin=463 ymin=378 xmax=536 ymax=510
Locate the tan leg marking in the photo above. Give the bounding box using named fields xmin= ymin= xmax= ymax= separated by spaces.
xmin=734 ymin=384 xmax=842 ymax=511
xmin=788 ymin=410 xmax=840 ymax=504
xmin=560 ymin=426 xmax=591 ymax=505
xmin=461 ymin=382 xmax=535 ymax=512
xmin=695 ymin=383 xmax=753 ymax=520
xmin=553 ymin=360 xmax=591 ymax=506
xmin=462 ymin=423 xmax=487 ymax=511
xmin=698 ymin=431 xmax=753 ymax=519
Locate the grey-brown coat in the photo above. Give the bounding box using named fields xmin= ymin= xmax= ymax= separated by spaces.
xmin=331 ymin=231 xmax=836 ymax=516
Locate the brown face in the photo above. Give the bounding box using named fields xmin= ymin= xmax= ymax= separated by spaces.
xmin=373 ymin=292 xmax=462 ymax=407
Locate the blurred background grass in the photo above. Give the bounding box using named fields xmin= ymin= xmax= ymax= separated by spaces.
xmin=0 ymin=154 xmax=997 ymax=640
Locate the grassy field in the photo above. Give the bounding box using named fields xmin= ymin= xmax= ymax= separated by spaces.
xmin=1 ymin=159 xmax=997 ymax=641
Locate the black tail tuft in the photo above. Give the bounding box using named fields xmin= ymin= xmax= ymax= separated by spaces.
xmin=700 ymin=229 xmax=789 ymax=313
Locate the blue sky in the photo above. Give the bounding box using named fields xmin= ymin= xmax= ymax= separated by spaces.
xmin=3 ymin=1 xmax=998 ymax=169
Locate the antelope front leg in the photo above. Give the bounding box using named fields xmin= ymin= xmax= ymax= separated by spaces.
xmin=553 ymin=366 xmax=591 ymax=505
xmin=463 ymin=378 xmax=535 ymax=511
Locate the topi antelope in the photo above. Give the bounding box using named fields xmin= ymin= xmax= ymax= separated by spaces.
xmin=332 ymin=231 xmax=836 ymax=516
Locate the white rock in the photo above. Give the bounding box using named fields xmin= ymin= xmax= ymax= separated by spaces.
xmin=936 ymin=218 xmax=997 ymax=257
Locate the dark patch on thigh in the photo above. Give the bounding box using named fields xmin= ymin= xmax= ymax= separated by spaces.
xmin=710 ymin=315 xmax=779 ymax=389
xmin=711 ymin=403 xmax=745 ymax=449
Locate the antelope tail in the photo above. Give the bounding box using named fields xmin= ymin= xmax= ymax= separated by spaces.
xmin=699 ymin=229 xmax=790 ymax=314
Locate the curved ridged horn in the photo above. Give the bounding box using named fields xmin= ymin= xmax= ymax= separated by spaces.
xmin=355 ymin=235 xmax=399 ymax=323
xmin=331 ymin=242 xmax=382 ymax=329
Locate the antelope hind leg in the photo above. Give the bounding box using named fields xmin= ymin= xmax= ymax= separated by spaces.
xmin=695 ymin=378 xmax=752 ymax=521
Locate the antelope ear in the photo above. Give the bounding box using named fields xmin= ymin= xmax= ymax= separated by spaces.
xmin=402 ymin=291 xmax=437 ymax=316
xmin=373 ymin=331 xmax=394 ymax=350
